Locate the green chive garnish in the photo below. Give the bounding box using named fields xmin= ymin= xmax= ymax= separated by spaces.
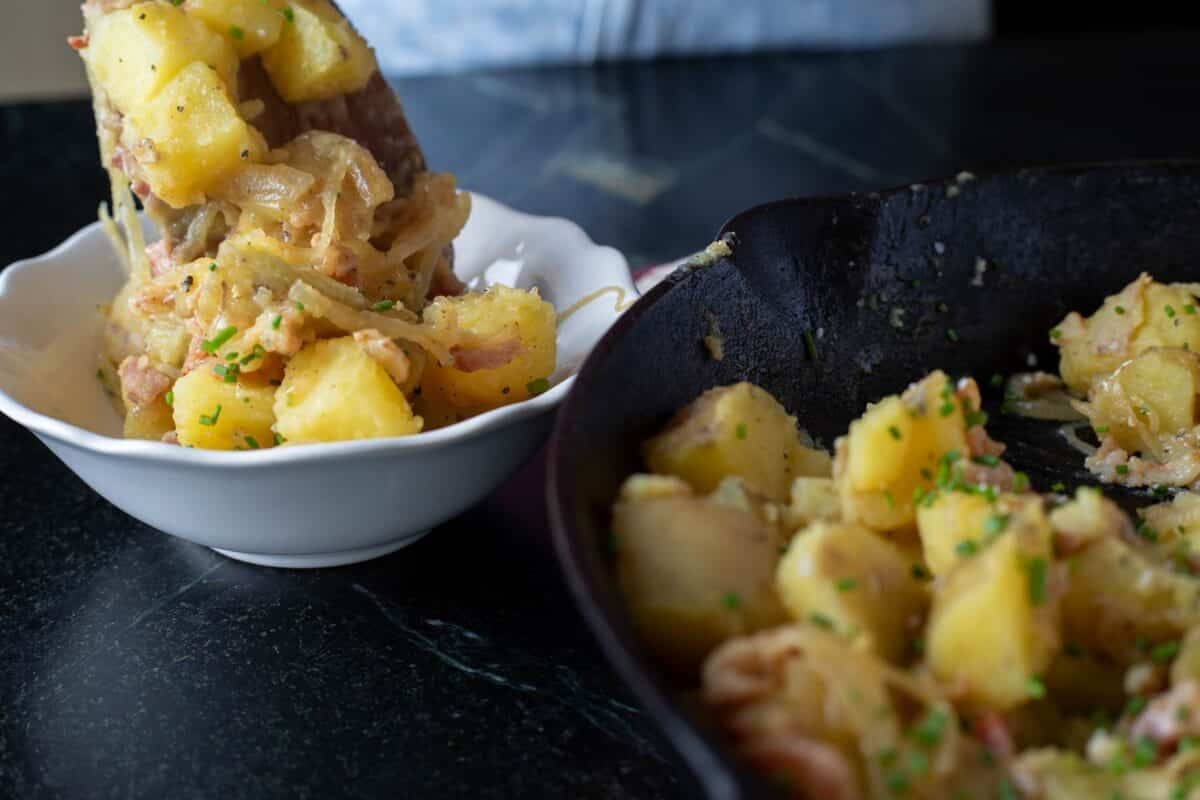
xmin=201 ymin=325 xmax=237 ymax=354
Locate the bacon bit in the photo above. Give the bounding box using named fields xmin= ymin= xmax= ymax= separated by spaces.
xmin=145 ymin=240 xmax=176 ymax=278
xmin=428 ymin=253 xmax=466 ymax=298
xmin=972 ymin=710 xmax=1015 ymax=762
xmin=67 ymin=34 xmax=89 ymax=51
xmin=741 ymin=737 xmax=862 ymax=800
xmin=161 ymin=431 xmax=180 ymax=445
xmin=118 ymin=355 xmax=172 ymax=408
xmin=131 ymin=180 xmax=152 ymax=200
xmin=450 ymin=339 xmax=522 ymax=373
xmin=353 ymin=329 xmax=411 ymax=385
xmin=1132 ymin=680 xmax=1200 ymax=745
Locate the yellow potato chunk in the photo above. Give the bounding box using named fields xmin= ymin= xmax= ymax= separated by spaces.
xmin=127 ymin=61 xmax=265 ymax=208
xmin=613 ymin=474 xmax=787 ymax=673
xmin=84 ymin=2 xmax=239 ymax=113
xmin=1055 ymin=273 xmax=1200 ymax=395
xmin=1085 ymin=347 xmax=1200 ymax=453
xmin=123 ymin=399 xmax=175 ymax=442
xmin=775 ymin=522 xmax=927 ymax=662
xmin=645 ymin=382 xmax=825 ymax=502
xmin=916 ymin=491 xmax=994 ymax=577
xmin=927 ymin=514 xmax=1059 ymax=710
xmin=187 ymin=0 xmax=286 ymax=57
xmin=275 ymin=337 xmax=422 ymax=443
xmin=781 ymin=477 xmax=840 ymax=531
xmin=260 ymin=0 xmax=376 ymax=102
xmin=172 ymin=369 xmax=276 ymax=450
xmin=1062 ymin=536 xmax=1200 ymax=661
xmin=420 ymin=286 xmax=557 ymax=412
xmin=1140 ymin=491 xmax=1200 ymax=570
xmin=835 ymin=371 xmax=971 ymax=532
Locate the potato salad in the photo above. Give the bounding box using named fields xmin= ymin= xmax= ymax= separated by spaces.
xmin=74 ymin=0 xmax=556 ymax=449
xmin=613 ymin=360 xmax=1200 ymax=798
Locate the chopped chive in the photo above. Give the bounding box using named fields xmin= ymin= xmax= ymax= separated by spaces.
xmin=225 ymin=351 xmax=239 ymax=361
xmin=1026 ymin=557 xmax=1048 ymax=605
xmin=1167 ymin=305 xmax=1178 ymax=318
xmin=212 ymin=363 xmax=239 ymax=383
xmin=1049 ymin=327 xmax=1061 ymax=340
xmin=164 ymin=390 xmax=174 ymax=407
xmin=736 ymin=422 xmax=748 ymax=440
xmin=1116 ymin=464 xmax=1130 ymax=475
xmin=1152 ymin=641 xmax=1181 ymax=664
xmin=271 ymin=315 xmax=282 ymax=330
xmin=888 ymin=425 xmax=901 ymax=441
xmin=273 ymin=433 xmax=286 ymax=446
xmin=722 ymin=591 xmax=741 ymax=610
xmin=972 ymin=454 xmax=999 ymax=467
xmin=983 ymin=513 xmax=1009 ymax=538
xmin=1127 ymin=695 xmax=1148 ymax=715
xmin=198 ymin=404 xmax=223 ymax=427
xmin=294 ymin=302 xmax=305 ymax=311
xmin=911 ymin=563 xmax=931 ymax=581
xmin=808 ymin=612 xmax=834 ymax=630
xmin=965 ymin=410 xmax=988 ymax=427
xmin=939 ymin=401 xmax=955 ymax=417
xmin=526 ymin=377 xmax=551 ymax=396
xmin=955 ymin=540 xmax=979 ymax=557
xmin=229 ymin=25 xmax=245 ymax=40
xmin=1051 ymin=481 xmax=1066 ymax=493
xmin=1137 ymin=521 xmax=1159 ymax=543
xmin=281 ymin=6 xmax=295 ymax=22
xmin=201 ymin=325 xmax=237 ymax=354
xmin=908 ymin=708 xmax=947 ymax=747
xmin=1013 ymin=472 xmax=1030 ymax=492
xmin=1095 ymin=425 xmax=1110 ymax=434
xmin=946 ymin=328 xmax=960 ymax=343
xmin=835 ymin=577 xmax=858 ymax=592
xmin=1115 ymin=305 xmax=1126 ymax=315
xmin=372 ymin=300 xmax=395 ymax=312
xmin=209 ymin=262 xmax=218 ymax=272
xmin=239 ymin=345 xmax=266 ymax=367
xmin=1187 ymin=304 xmax=1197 ymax=316
xmin=883 ymin=489 xmax=895 ymax=508
xmin=243 ymin=435 xmax=260 ymax=450
xmin=1132 ymin=737 xmax=1157 ymax=768
xmin=803 ymin=329 xmax=819 ymax=361
xmin=1026 ymin=676 xmax=1046 ymax=699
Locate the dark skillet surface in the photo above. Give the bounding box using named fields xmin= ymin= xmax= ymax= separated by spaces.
xmin=548 ymin=161 xmax=1200 ymax=798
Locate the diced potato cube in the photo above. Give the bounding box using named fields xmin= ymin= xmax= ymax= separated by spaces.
xmin=84 ymin=2 xmax=239 ymax=113
xmin=645 ymin=382 xmax=823 ymax=502
xmin=775 ymin=522 xmax=927 ymax=662
xmin=127 ymin=61 xmax=266 ymax=208
xmin=927 ymin=518 xmax=1059 ymax=710
xmin=781 ymin=477 xmax=840 ymax=531
xmin=1140 ymin=491 xmax=1200 ymax=572
xmin=123 ymin=398 xmax=175 ymax=442
xmin=1062 ymin=536 xmax=1200 ymax=661
xmin=835 ymin=371 xmax=971 ymax=532
xmin=916 ymin=491 xmax=994 ymax=577
xmin=420 ymin=286 xmax=557 ymax=412
xmin=187 ymin=0 xmax=286 ymax=57
xmin=275 ymin=337 xmax=422 ymax=443
xmin=1084 ymin=347 xmax=1200 ymax=453
xmin=1055 ymin=273 xmax=1200 ymax=395
xmin=613 ymin=474 xmax=787 ymax=673
xmin=260 ymin=0 xmax=376 ymax=102
xmin=172 ymin=369 xmax=276 ymax=450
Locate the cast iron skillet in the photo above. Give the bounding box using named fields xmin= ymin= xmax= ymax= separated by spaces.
xmin=546 ymin=161 xmax=1200 ymax=798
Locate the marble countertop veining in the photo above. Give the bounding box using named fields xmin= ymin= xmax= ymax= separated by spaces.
xmin=3 ymin=38 xmax=1200 ymax=799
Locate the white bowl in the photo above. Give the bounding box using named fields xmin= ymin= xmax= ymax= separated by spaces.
xmin=0 ymin=193 xmax=633 ymax=568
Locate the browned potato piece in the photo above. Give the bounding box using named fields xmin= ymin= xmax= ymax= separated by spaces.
xmin=612 ymin=474 xmax=787 ymax=673
xmin=1083 ymin=347 xmax=1200 ymax=453
xmin=1054 ymin=273 xmax=1200 ymax=395
xmin=775 ymin=521 xmax=927 ymax=662
xmin=644 ymin=382 xmax=826 ymax=502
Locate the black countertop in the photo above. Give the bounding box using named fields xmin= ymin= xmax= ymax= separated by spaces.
xmin=3 ymin=37 xmax=1200 ymax=799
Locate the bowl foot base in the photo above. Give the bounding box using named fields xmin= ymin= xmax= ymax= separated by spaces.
xmin=212 ymin=529 xmax=432 ymax=569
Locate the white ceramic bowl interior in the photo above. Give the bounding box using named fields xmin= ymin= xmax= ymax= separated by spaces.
xmin=0 ymin=193 xmax=633 ymax=567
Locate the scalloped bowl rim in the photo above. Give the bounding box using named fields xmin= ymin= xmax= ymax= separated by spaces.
xmin=0 ymin=192 xmax=631 ymax=468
